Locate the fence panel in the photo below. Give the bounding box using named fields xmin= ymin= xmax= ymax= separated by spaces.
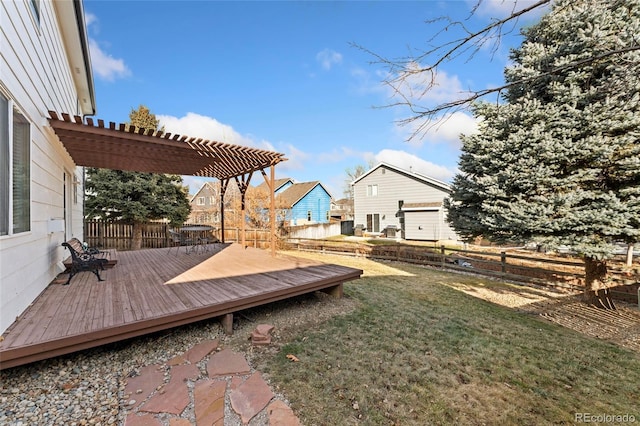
xmin=84 ymin=220 xmax=273 ymax=251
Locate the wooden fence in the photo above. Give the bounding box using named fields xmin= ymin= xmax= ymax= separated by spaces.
xmin=283 ymin=240 xmax=639 ymax=303
xmin=84 ymin=220 xmax=273 ymax=250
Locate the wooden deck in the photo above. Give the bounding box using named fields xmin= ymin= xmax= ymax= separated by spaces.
xmin=0 ymin=243 xmax=362 ymax=370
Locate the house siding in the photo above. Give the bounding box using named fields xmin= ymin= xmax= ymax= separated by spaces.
xmin=403 ymin=210 xmax=458 ymax=241
xmin=290 ymin=184 xmax=331 ymax=225
xmin=0 ymin=1 xmax=87 ymax=333
xmin=353 ymin=164 xmax=458 ymax=241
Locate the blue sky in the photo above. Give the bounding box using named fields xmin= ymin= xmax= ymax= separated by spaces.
xmin=84 ymin=0 xmax=546 ymax=198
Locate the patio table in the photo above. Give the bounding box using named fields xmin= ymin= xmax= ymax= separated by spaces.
xmin=179 ymin=226 xmax=214 ymax=253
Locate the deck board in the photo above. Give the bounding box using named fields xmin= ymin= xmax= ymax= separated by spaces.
xmin=0 ymin=243 xmax=361 ymax=369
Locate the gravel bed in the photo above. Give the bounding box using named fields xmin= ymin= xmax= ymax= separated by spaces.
xmin=0 ymin=316 xmax=221 ymax=425
xmin=0 ymin=290 xmax=358 ymax=425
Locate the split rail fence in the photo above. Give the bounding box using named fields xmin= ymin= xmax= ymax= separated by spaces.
xmin=283 ymin=240 xmax=639 ymax=303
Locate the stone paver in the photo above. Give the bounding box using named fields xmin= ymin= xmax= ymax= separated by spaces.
xmin=124 ymin=412 xmax=163 ymax=426
xmin=122 ymin=339 xmax=301 ymax=425
xmin=168 ymin=339 xmax=219 ymax=366
xmin=207 ymin=348 xmax=251 ymax=377
xmin=230 ymin=372 xmax=275 ymax=424
xmin=194 ymin=379 xmax=226 ymax=425
xmin=123 ymin=364 xmax=165 ymax=410
xmin=168 ymin=419 xmax=192 ymax=426
xmin=267 ymin=400 xmax=302 ymax=426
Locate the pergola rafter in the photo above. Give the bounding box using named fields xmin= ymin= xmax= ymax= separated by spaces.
xmin=48 ymin=111 xmax=286 ymax=254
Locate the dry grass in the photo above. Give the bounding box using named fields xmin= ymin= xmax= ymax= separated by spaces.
xmin=236 ymin=251 xmax=640 ymax=425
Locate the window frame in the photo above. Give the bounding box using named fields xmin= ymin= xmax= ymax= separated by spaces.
xmin=1 ymin=93 xmax=32 ymax=236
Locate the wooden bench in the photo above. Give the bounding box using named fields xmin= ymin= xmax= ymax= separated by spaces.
xmin=61 ymin=238 xmax=112 ymax=285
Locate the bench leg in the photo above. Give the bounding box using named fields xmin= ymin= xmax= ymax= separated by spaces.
xmin=93 ymin=269 xmax=105 ymax=282
xmin=63 ymin=272 xmax=75 ymax=285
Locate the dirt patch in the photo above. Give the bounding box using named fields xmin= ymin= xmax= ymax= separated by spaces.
xmin=438 ymin=267 xmax=640 ymax=353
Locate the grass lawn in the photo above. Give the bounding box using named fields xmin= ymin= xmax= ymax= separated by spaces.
xmin=252 ymin=252 xmax=640 ymax=425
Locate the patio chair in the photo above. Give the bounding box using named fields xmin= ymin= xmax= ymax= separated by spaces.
xmin=168 ymin=230 xmax=197 ymax=255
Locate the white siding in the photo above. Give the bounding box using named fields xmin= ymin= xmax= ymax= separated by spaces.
xmin=353 ymin=164 xmax=455 ymax=239
xmin=404 ymin=210 xmax=459 ymax=241
xmin=0 ymin=1 xmax=86 ymax=333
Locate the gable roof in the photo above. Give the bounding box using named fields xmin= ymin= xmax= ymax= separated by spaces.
xmin=189 ymin=182 xmax=217 ymax=203
xmin=255 ymin=177 xmax=294 ymax=192
xmin=352 ymin=162 xmax=451 ymax=193
xmin=278 ymin=181 xmax=332 ymax=207
xmin=48 ymin=112 xmax=287 ymax=181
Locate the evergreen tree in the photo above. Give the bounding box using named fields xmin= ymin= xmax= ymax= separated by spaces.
xmin=85 ymin=105 xmax=191 ymax=250
xmin=446 ymin=0 xmax=640 ymax=308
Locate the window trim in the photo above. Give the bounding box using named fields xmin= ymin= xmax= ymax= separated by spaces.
xmin=1 ymin=94 xmax=32 ymax=236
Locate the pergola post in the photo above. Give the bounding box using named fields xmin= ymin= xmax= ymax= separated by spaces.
xmin=270 ymin=165 xmax=276 ymax=257
xmin=234 ymin=172 xmax=252 ymax=248
xmin=219 ymin=179 xmax=229 ymax=243
xmin=261 ymin=166 xmax=277 ymax=257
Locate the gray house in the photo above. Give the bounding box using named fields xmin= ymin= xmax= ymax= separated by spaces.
xmin=352 ymin=162 xmax=459 ymax=241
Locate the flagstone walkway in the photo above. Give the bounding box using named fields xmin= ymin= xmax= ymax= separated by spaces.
xmin=122 ymin=339 xmax=300 ymax=425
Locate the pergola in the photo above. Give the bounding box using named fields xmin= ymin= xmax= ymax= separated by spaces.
xmin=48 ymin=111 xmax=287 ymax=254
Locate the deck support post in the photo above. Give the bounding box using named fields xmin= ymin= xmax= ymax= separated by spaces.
xmin=221 ymin=313 xmax=234 ymax=335
xmin=321 ymin=283 xmax=343 ymax=298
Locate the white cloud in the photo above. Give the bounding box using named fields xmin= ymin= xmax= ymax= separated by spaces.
xmin=316 ymin=48 xmax=343 ymax=70
xmin=374 ymin=149 xmax=456 ymax=182
xmin=88 ymin=39 xmax=131 ymax=81
xmin=84 ymin=12 xmax=97 ymax=27
xmin=158 ymin=112 xmax=250 ymax=145
xmin=317 ymin=146 xmax=372 ymax=164
xmin=386 ymin=66 xmax=479 ymax=147
xmin=393 ymin=66 xmax=472 ymax=105
xmin=157 ymin=112 xmax=309 ymax=174
xmin=85 ymin=13 xmax=130 ymax=82
xmin=401 ymin=111 xmax=478 ymax=148
xmin=277 ymin=143 xmax=309 ymax=172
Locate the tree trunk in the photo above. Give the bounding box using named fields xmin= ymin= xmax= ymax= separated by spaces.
xmin=132 ymin=221 xmax=143 ymax=250
xmin=627 ymin=244 xmax=634 ymax=268
xmin=583 ymin=256 xmax=616 ymax=310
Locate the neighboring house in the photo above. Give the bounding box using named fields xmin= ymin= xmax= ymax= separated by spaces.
xmin=276 ymin=181 xmax=332 ymax=226
xmin=0 ymin=1 xmax=95 ymax=333
xmin=187 ymin=180 xmax=241 ymax=225
xmin=330 ymin=198 xmax=354 ymax=221
xmin=352 ymin=162 xmax=459 ymax=241
xmin=188 ymin=182 xmax=220 ymax=224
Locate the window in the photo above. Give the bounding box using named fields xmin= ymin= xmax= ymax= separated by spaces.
xmin=307 ymin=210 xmax=312 ymax=221
xmin=366 ymin=213 xmax=380 ymax=232
xmin=1 ymin=94 xmax=31 ymax=235
xmin=30 ymin=0 xmax=41 ymax=25
xmin=197 ymin=197 xmax=205 ymax=206
xmin=326 ymin=211 xmax=330 ymax=221
xmin=208 ymin=196 xmax=215 ymax=205
xmin=366 ymin=184 xmax=378 ymax=197
xmin=0 ymin=95 xmax=8 ymax=235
